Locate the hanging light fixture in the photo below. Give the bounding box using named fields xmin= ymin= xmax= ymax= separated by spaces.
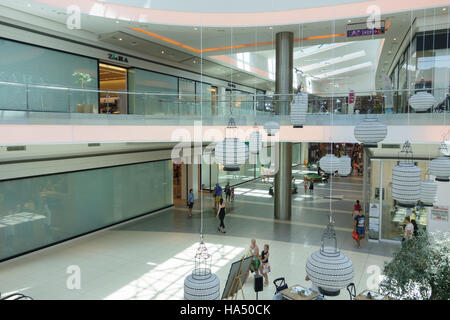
xmin=409 ymin=91 xmax=436 ymax=113
xmin=420 ymin=179 xmax=438 ymax=207
xmin=305 ymin=213 xmax=354 ymax=296
xmin=264 ymin=120 xmax=280 ymax=137
xmin=215 ymin=117 xmax=248 ymax=171
xmin=184 ymin=238 xmax=221 ymax=300
xmin=319 ymin=153 xmax=340 ymax=174
xmin=338 ymin=155 xmax=352 ymax=177
xmin=439 ymin=140 xmax=450 ymax=157
xmin=392 ymin=141 xmax=421 ymax=207
xmin=249 ymin=127 xmax=263 ymax=155
xmin=291 ymin=89 xmax=308 ymax=128
xmin=354 ymin=116 xmax=387 ymax=148
xmin=429 ymin=156 xmax=450 ymax=182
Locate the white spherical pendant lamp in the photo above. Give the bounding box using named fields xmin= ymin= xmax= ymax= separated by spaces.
xmin=429 ymin=156 xmax=450 ymax=182
xmin=319 ymin=154 xmax=340 ymax=174
xmin=291 ymin=92 xmax=308 ymax=128
xmin=420 ymin=179 xmax=438 ymax=207
xmin=215 ymin=117 xmax=249 ymax=171
xmin=306 ymin=215 xmax=354 ymax=296
xmin=409 ymin=91 xmax=435 ymax=113
xmin=249 ymin=130 xmax=262 ymax=155
xmin=392 ymin=142 xmax=421 ymax=207
xmin=354 ymin=117 xmax=387 ymax=147
xmin=264 ymin=121 xmax=280 ymax=137
xmin=338 ymin=155 xmax=352 ymax=177
xmin=184 ymin=240 xmax=220 ymax=300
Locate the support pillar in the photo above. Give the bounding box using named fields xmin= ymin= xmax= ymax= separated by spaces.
xmin=362 ymin=148 xmax=369 ymax=216
xmin=274 ymin=142 xmax=292 ymax=220
xmin=274 ymin=31 xmax=293 ymax=221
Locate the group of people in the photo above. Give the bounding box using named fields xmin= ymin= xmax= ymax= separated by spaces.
xmin=244 ymin=239 xmax=271 ymax=287
xmin=351 ymin=200 xmax=419 ymax=249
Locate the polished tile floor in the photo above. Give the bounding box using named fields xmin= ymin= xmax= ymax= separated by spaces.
xmin=0 ymin=167 xmax=400 ymax=300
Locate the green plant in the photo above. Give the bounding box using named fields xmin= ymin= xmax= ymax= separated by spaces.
xmin=380 ymin=230 xmax=450 ymax=300
xmin=72 ymin=72 xmax=92 ymax=89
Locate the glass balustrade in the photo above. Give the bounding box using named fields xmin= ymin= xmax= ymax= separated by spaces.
xmin=0 ymin=80 xmax=448 ymax=120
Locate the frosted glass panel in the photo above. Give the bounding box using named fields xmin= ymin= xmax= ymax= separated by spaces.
xmin=0 ymin=39 xmax=98 ymax=112
xmin=0 ymin=160 xmax=173 ymax=262
xmin=128 ymin=68 xmax=178 ymax=115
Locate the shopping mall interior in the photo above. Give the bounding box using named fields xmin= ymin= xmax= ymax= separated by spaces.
xmin=0 ymin=0 xmax=449 ymax=301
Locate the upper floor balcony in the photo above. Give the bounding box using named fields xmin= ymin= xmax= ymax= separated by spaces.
xmin=0 ymin=81 xmax=449 ymax=145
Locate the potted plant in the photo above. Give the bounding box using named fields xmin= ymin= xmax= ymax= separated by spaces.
xmin=73 ymin=72 xmax=94 ymax=113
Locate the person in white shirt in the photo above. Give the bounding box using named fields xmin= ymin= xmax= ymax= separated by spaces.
xmin=403 ymin=216 xmax=414 ymax=241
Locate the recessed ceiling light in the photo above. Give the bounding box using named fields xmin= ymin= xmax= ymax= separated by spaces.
xmin=193 ymin=60 xmax=196 ymax=63
xmin=443 ymin=8 xmax=447 ymax=11
xmin=161 ymin=50 xmax=165 ymax=54
xmin=348 ymin=20 xmax=352 ymax=23
xmin=269 ymin=26 xmax=273 ymax=30
xmin=388 ymin=50 xmax=392 ymax=54
xmin=118 ymin=38 xmax=123 ymax=41
xmin=194 ymin=27 xmax=198 ymax=31
xmin=393 ymin=38 xmax=397 ymax=41
xmin=115 ymin=20 xmax=120 ymax=24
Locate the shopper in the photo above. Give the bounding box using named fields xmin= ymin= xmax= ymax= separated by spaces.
xmin=244 ymin=239 xmax=260 ymax=283
xmin=304 ymin=177 xmax=308 ymax=193
xmin=216 ymin=198 xmax=226 ymax=233
xmin=260 ymin=244 xmax=271 ymax=287
xmin=353 ymin=200 xmax=361 ymax=217
xmin=214 ymin=183 xmax=222 ymax=210
xmin=402 ymin=216 xmax=414 ymax=242
xmin=187 ymin=189 xmax=194 ymax=217
xmin=225 ymin=182 xmax=231 ymax=202
xmin=353 ymin=209 xmax=366 ymax=248
xmin=309 ymin=180 xmax=314 ymax=193
xmin=411 ymin=219 xmax=418 ymax=237
xmin=231 ymin=187 xmax=235 ymax=202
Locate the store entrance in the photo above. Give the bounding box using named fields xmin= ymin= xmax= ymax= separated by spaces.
xmin=173 ymin=163 xmax=182 ymax=199
xmin=98 ymin=63 xmax=127 ymax=114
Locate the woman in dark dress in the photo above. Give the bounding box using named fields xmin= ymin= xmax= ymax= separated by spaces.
xmin=216 ymin=198 xmax=226 ymax=233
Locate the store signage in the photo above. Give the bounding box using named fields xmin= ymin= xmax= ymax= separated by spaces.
xmin=431 ymin=206 xmax=448 ymax=221
xmin=108 ymin=53 xmax=129 ymax=63
xmin=227 ymin=82 xmax=236 ymax=89
xmin=348 ymin=90 xmax=355 ymax=104
xmin=346 ymin=21 xmax=385 ymax=38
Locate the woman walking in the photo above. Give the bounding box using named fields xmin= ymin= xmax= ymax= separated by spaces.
xmin=187 ymin=189 xmax=194 ymax=217
xmin=260 ymin=244 xmax=271 ymax=287
xmin=225 ymin=182 xmax=231 ymax=202
xmin=216 ymin=198 xmax=226 ymax=233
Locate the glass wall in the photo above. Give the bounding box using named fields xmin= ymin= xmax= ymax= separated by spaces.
xmin=0 ymin=38 xmax=98 ymax=112
xmin=370 ymin=159 xmax=429 ymax=241
xmin=196 ymin=81 xmax=212 ymax=116
xmin=292 ymin=143 xmax=302 ymax=167
xmin=390 ymin=29 xmax=450 ymax=112
xmin=127 ymin=68 xmax=178 ymax=115
xmin=0 ymin=160 xmax=173 ymax=261
xmin=179 ymin=78 xmax=196 ymax=115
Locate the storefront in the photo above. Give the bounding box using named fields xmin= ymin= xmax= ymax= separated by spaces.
xmin=368 ymin=158 xmax=449 ymax=242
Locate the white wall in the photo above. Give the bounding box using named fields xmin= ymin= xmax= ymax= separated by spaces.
xmin=427 ymin=179 xmax=450 ymax=233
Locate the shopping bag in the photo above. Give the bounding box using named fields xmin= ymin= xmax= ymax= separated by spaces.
xmin=352 ymin=230 xmax=359 ymax=240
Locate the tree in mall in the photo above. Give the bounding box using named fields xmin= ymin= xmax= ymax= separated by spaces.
xmin=379 ymin=230 xmax=449 ymax=300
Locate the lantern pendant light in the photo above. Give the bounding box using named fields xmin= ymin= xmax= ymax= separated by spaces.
xmin=429 ymin=155 xmax=450 ymax=182
xmin=184 ymin=238 xmax=220 ymax=300
xmin=319 ymin=153 xmax=340 ymax=174
xmin=392 ymin=141 xmax=421 ymax=207
xmin=338 ymin=155 xmax=352 ymax=177
xmin=215 ymin=117 xmax=248 ymax=172
xmin=305 ymin=212 xmax=354 ymax=296
xmin=420 ymin=179 xmax=438 ymax=207
xmin=409 ymin=78 xmax=436 ymax=113
xmin=291 ymin=90 xmax=308 ymax=128
xmin=354 ymin=116 xmax=387 ymax=148
xmin=249 ymin=125 xmax=263 ymax=155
